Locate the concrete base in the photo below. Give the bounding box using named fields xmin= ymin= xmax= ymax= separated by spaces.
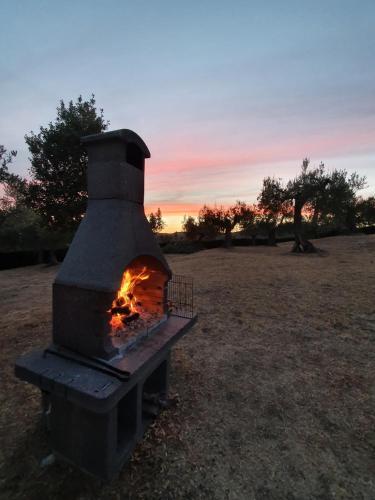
xmin=15 ymin=315 xmax=196 ymax=480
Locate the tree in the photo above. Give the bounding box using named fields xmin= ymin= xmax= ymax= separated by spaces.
xmin=258 ymin=177 xmax=293 ymax=245
xmin=197 ymin=202 xmax=255 ymax=247
xmin=148 ymin=207 xmax=166 ymax=233
xmin=0 ymin=145 xmax=17 ymax=173
xmin=1 ymin=145 xmax=55 ymax=258
xmin=285 ymin=159 xmax=366 ymax=252
xmin=181 ymin=210 xmax=221 ymax=241
xmin=284 ymin=159 xmax=329 ymax=252
xmin=0 ymin=145 xmax=19 ymax=204
xmin=238 ymin=206 xmax=259 ymax=245
xmin=355 ymin=196 xmax=375 ymax=228
xmin=196 ymin=205 xmax=221 ymax=240
xmin=0 ymin=204 xmax=43 ymax=253
xmin=1 ymin=95 xmax=108 ymax=239
xmin=310 ymin=169 xmax=366 ymax=233
xmin=182 ymin=215 xmax=201 ymax=241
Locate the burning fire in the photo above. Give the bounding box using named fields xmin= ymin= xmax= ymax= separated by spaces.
xmin=109 ymin=266 xmax=151 ymax=332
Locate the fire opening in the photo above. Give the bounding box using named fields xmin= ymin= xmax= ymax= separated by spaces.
xmin=108 ymin=257 xmax=169 ymax=354
xmin=109 ymin=266 xmax=152 ymax=332
xmin=107 ymin=257 xmax=194 ymax=355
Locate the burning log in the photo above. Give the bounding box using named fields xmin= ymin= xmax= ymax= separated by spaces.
xmin=111 ymin=306 xmax=131 ymax=315
xmin=121 ymin=312 xmax=140 ymax=325
xmin=115 ymin=297 xmax=125 ymax=307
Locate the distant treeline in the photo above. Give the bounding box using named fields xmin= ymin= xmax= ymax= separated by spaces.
xmin=3 ymin=225 xmax=374 ymax=269
xmin=1 ymin=95 xmax=375 ymax=268
xmin=161 ymin=224 xmax=375 ymax=254
xmin=180 ymin=159 xmax=375 ymax=253
xmin=0 ymin=248 xmax=69 ymax=270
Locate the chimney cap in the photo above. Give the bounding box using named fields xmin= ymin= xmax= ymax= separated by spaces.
xmin=81 ymin=129 xmax=151 ymax=158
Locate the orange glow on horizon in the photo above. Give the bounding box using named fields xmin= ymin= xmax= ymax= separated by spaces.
xmin=145 ymin=203 xmax=201 ymax=233
xmin=144 ymin=202 xmax=261 ymax=233
xmin=142 ymin=126 xmax=375 ymax=234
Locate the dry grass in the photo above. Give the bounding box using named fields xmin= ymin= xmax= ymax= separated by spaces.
xmin=0 ymin=235 xmax=374 ymax=500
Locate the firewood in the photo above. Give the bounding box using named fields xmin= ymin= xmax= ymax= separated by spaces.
xmin=122 ymin=312 xmax=140 ymax=324
xmin=111 ymin=306 xmax=131 ymax=315
xmin=115 ymin=297 xmax=125 ymax=307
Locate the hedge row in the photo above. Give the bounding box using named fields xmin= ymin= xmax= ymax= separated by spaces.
xmin=1 ymin=228 xmax=374 ymax=269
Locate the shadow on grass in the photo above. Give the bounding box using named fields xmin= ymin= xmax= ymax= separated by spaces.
xmin=0 ymin=418 xmax=104 ymax=500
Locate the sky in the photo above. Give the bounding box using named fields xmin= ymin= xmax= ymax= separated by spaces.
xmin=1 ymin=0 xmax=374 ymax=231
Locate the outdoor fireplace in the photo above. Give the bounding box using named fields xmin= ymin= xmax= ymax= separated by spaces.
xmin=53 ymin=129 xmax=172 ymax=360
xmin=15 ymin=129 xmax=196 ymax=480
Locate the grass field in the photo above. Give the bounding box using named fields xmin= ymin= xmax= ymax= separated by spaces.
xmin=0 ymin=235 xmax=374 ymax=500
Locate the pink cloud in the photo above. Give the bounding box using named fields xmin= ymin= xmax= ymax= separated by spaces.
xmin=147 ymin=126 xmax=375 ymax=177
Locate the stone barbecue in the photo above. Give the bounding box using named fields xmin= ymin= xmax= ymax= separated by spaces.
xmin=15 ymin=129 xmax=196 ymax=480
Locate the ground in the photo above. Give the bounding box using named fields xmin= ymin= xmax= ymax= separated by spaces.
xmin=0 ymin=235 xmax=374 ymax=500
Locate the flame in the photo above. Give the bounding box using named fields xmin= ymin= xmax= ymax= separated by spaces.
xmin=109 ymin=266 xmax=150 ymax=331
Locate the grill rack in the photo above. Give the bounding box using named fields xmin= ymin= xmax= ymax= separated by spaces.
xmin=167 ymin=274 xmax=194 ymax=319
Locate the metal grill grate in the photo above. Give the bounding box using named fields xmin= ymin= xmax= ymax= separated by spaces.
xmin=167 ymin=275 xmax=194 ymax=319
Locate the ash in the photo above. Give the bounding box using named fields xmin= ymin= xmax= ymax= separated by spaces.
xmin=111 ymin=312 xmax=167 ymax=354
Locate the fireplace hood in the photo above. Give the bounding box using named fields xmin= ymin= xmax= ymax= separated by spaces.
xmin=55 ymin=129 xmax=171 ymax=292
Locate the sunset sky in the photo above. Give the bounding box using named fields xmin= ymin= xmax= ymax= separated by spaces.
xmin=1 ymin=0 xmax=374 ymax=231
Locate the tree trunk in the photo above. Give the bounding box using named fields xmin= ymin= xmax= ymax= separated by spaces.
xmin=292 ymin=201 xmax=317 ymax=253
xmin=47 ymin=249 xmax=59 ymax=265
xmin=37 ymin=249 xmax=44 ymax=264
xmin=224 ymin=229 xmax=232 ymax=248
xmin=311 ymin=208 xmax=319 ymax=238
xmin=268 ymin=226 xmax=277 ymax=246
